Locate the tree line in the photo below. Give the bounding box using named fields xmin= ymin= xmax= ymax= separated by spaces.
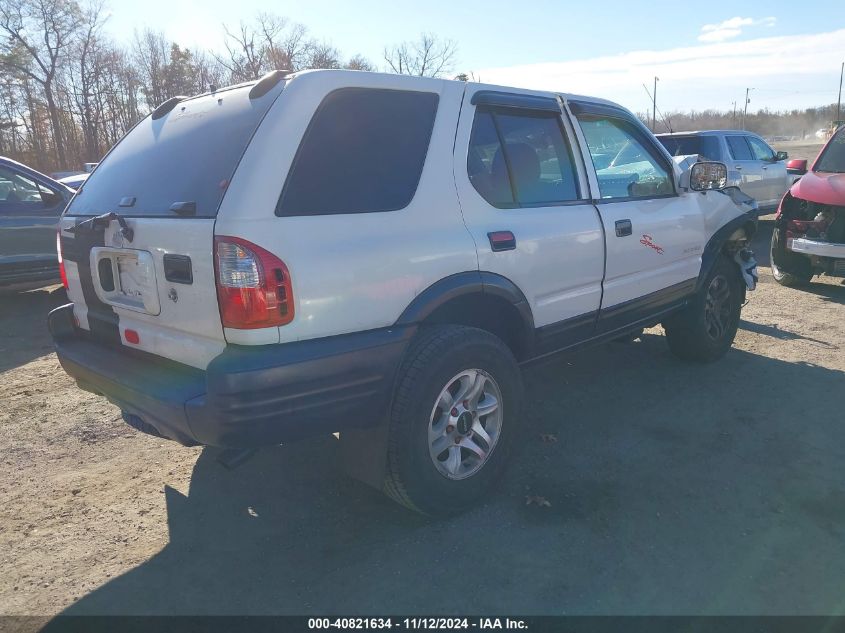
xmin=0 ymin=0 xmax=458 ymax=172
xmin=3 ymin=0 xmax=840 ymax=175
xmin=637 ymin=103 xmax=843 ymax=140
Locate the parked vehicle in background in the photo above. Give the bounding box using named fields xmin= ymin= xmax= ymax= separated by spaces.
xmin=0 ymin=157 xmax=74 ymax=291
xmin=50 ymin=70 xmax=759 ymax=515
xmin=58 ymin=173 xmax=90 ymax=190
xmin=657 ymin=131 xmax=790 ymax=212
xmin=771 ymin=126 xmax=845 ymax=286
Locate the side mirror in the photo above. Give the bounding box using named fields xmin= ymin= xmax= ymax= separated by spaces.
xmin=775 ymin=150 xmax=788 ymax=161
xmin=786 ymin=158 xmax=808 ymax=174
xmin=688 ymin=161 xmax=728 ymax=191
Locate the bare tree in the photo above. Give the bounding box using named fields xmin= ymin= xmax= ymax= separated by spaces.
xmin=217 ymin=13 xmax=319 ymax=81
xmin=66 ymin=0 xmax=106 ymax=160
xmin=307 ymin=42 xmax=341 ymax=70
xmin=383 ymin=33 xmax=457 ymax=78
xmin=132 ymin=28 xmax=169 ymax=107
xmin=0 ymin=0 xmax=83 ymax=167
xmin=218 ymin=21 xmax=266 ymax=81
xmin=345 ymin=54 xmax=373 ymax=72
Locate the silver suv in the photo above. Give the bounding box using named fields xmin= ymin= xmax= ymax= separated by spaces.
xmin=657 ymin=131 xmax=790 ymax=212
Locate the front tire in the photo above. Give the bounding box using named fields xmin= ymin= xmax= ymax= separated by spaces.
xmin=770 ymin=229 xmax=812 ymax=286
xmin=663 ymin=255 xmax=743 ymax=363
xmin=383 ymin=325 xmax=523 ymax=515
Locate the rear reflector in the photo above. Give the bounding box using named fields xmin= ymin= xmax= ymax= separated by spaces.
xmin=124 ymin=329 xmax=140 ymax=344
xmin=214 ymin=236 xmax=294 ymax=329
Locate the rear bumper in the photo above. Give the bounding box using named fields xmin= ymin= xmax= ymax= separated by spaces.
xmin=787 ymin=237 xmax=845 ymax=259
xmin=49 ymin=304 xmax=414 ymax=447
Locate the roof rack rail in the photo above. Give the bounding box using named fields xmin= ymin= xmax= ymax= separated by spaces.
xmin=151 ymin=96 xmax=188 ymax=120
xmin=249 ymin=70 xmax=289 ymax=100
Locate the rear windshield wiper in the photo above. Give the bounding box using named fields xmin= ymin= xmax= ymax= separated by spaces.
xmin=71 ymin=211 xmax=134 ymax=242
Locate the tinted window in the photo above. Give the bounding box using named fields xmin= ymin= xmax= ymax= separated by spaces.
xmin=68 ymin=87 xmax=280 ymax=217
xmin=495 ymin=111 xmax=579 ymax=204
xmin=577 ymin=116 xmax=674 ymax=199
xmin=277 ymin=88 xmax=438 ymax=216
xmin=815 ymin=127 xmax=845 ymax=173
xmin=0 ymin=166 xmax=61 ymax=214
xmin=726 ymin=136 xmax=753 ymax=160
xmin=657 ymin=135 xmax=720 ymax=161
xmin=467 ymin=108 xmax=579 ymax=207
xmin=467 ymin=111 xmax=514 ymax=206
xmin=747 ymin=136 xmax=775 ymax=161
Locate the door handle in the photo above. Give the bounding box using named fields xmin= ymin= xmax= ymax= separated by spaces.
xmin=615 ymin=219 xmax=632 ymax=237
xmin=735 ymin=165 xmax=743 ymax=170
xmin=762 ymin=166 xmax=768 ymax=170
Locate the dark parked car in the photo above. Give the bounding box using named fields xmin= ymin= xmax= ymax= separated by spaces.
xmin=0 ymin=156 xmax=75 ymax=291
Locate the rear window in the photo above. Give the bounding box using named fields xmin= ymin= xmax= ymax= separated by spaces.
xmin=276 ymin=88 xmax=439 ymax=216
xmin=66 ymin=86 xmax=280 ymax=217
xmin=657 ymin=135 xmax=720 ymax=161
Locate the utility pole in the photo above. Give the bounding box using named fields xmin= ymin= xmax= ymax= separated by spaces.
xmin=652 ymin=77 xmax=659 ymax=132
xmin=731 ymin=101 xmax=737 ymax=128
xmin=837 ymin=61 xmax=843 ymax=128
xmin=742 ymin=88 xmax=749 ymax=130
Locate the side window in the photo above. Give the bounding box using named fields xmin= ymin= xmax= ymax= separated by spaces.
xmin=747 ymin=136 xmax=775 ymax=162
xmin=467 ymin=107 xmax=580 ymax=207
xmin=726 ymin=136 xmax=753 ymax=161
xmin=576 ymin=116 xmax=674 ymax=200
xmin=276 ymin=88 xmax=439 ymax=216
xmin=467 ymin=111 xmax=514 ymax=207
xmin=0 ymin=166 xmax=60 ymax=213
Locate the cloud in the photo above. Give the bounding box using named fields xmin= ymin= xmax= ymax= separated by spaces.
xmin=698 ymin=16 xmax=777 ymax=43
xmin=477 ymin=29 xmax=845 ymax=113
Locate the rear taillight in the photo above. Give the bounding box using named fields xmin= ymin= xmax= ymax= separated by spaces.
xmin=214 ymin=236 xmax=294 ymax=329
xmin=57 ymin=231 xmax=68 ymax=289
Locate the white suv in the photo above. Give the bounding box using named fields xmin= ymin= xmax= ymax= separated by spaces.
xmin=50 ymin=70 xmax=759 ymax=515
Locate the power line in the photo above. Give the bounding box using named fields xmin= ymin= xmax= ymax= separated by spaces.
xmin=642 ymin=83 xmax=673 ymax=133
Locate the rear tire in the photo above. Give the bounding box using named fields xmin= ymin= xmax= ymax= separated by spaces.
xmin=770 ymin=229 xmax=812 ymax=287
xmin=383 ymin=325 xmax=523 ymax=516
xmin=663 ymin=255 xmax=743 ymax=363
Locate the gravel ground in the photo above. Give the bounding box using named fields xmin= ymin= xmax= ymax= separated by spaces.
xmin=1 ymin=220 xmax=843 ymax=616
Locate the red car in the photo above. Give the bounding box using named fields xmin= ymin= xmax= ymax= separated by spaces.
xmin=771 ymin=126 xmax=845 ymax=285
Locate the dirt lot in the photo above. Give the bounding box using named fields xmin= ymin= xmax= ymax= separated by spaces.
xmin=771 ymin=139 xmax=826 ymax=163
xmin=1 ymin=220 xmax=844 ymax=617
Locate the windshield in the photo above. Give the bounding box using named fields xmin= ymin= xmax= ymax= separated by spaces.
xmin=66 ymin=84 xmax=282 ymax=217
xmin=657 ymin=135 xmax=720 ymax=161
xmin=814 ymin=128 xmax=845 ymax=173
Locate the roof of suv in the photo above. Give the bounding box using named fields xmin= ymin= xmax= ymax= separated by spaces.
xmin=180 ymin=68 xmax=628 ymax=115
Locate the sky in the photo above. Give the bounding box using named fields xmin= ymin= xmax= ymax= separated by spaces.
xmin=106 ymin=0 xmax=845 ymax=115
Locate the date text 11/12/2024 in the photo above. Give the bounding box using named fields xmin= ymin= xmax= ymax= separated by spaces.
xmin=307 ymin=618 xmax=528 ymax=630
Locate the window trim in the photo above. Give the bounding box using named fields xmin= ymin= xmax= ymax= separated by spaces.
xmin=467 ymin=104 xmax=585 ymax=210
xmin=571 ymin=108 xmax=678 ymax=204
xmin=275 ymin=87 xmax=439 ymax=217
xmin=471 ymin=90 xmax=561 ymax=112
